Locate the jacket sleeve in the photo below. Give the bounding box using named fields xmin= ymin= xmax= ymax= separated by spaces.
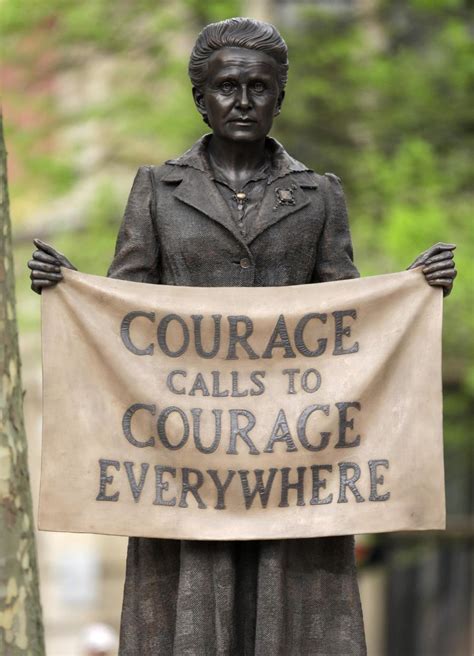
xmin=313 ymin=173 xmax=360 ymax=282
xmin=107 ymin=166 xmax=160 ymax=283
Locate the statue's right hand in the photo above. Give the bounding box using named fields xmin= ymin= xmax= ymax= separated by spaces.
xmin=28 ymin=238 xmax=77 ymax=294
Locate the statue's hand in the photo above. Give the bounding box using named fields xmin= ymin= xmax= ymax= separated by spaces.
xmin=28 ymin=238 xmax=77 ymax=295
xmin=408 ymin=242 xmax=457 ymax=297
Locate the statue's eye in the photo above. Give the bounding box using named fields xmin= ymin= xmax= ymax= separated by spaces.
xmin=251 ymin=81 xmax=265 ymax=93
xmin=220 ymin=81 xmax=235 ymax=93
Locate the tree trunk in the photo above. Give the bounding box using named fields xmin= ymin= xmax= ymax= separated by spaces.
xmin=0 ymin=115 xmax=45 ymax=653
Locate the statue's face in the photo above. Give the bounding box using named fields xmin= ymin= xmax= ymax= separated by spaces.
xmin=193 ymin=47 xmax=284 ymax=142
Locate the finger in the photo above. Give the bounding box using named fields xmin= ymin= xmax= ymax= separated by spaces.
xmin=30 ymin=270 xmax=63 ymax=281
xmin=56 ymin=255 xmax=75 ymax=270
xmin=28 ymin=259 xmax=61 ymax=273
xmin=426 ymin=242 xmax=457 ymax=254
xmin=422 ymin=243 xmax=457 ymax=261
xmin=411 ymin=253 xmax=430 ymax=266
xmin=32 ymin=250 xmax=60 ymax=265
xmin=424 ymin=250 xmax=453 ymax=264
xmin=432 ymin=242 xmax=456 ymax=251
xmin=425 ymin=269 xmax=457 ymax=281
xmin=423 ymin=259 xmax=454 ymax=273
xmin=427 ymin=278 xmax=453 ymax=288
xmin=31 ymin=280 xmax=57 ymax=292
xmin=33 ymin=238 xmax=62 ymax=258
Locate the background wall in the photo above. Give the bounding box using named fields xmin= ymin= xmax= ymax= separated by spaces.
xmin=2 ymin=1 xmax=472 ymax=654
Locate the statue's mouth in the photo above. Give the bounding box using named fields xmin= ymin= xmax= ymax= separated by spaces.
xmin=230 ymin=117 xmax=256 ymax=124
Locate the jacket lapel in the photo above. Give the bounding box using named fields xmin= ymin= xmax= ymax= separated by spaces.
xmin=164 ymin=167 xmax=245 ymax=243
xmin=245 ymin=174 xmax=316 ymax=244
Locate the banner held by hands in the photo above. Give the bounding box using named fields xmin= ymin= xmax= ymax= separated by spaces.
xmin=39 ymin=268 xmax=445 ymax=540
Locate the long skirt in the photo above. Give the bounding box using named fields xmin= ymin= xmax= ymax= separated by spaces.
xmin=118 ymin=536 xmax=366 ymax=655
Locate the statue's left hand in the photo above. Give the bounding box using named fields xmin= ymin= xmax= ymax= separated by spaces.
xmin=408 ymin=242 xmax=457 ymax=296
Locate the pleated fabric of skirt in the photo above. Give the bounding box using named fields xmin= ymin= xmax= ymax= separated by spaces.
xmin=119 ymin=536 xmax=366 ymax=655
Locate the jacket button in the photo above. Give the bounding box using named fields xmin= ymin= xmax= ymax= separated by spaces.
xmin=240 ymin=258 xmax=251 ymax=269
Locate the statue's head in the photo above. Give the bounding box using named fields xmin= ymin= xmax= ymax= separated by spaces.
xmin=189 ymin=18 xmax=288 ymax=142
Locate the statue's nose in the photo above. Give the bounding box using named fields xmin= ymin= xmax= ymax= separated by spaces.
xmin=237 ymin=85 xmax=250 ymax=110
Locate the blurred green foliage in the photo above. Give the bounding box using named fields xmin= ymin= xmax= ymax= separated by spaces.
xmin=2 ymin=1 xmax=473 ymax=481
xmin=275 ymin=5 xmax=473 ymax=421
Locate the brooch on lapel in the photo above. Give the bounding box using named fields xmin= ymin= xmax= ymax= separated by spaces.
xmin=273 ymin=185 xmax=297 ymax=210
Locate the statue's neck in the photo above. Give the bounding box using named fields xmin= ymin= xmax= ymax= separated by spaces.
xmin=207 ymin=135 xmax=267 ymax=189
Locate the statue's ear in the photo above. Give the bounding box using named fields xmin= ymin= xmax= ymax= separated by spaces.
xmin=192 ymin=87 xmax=210 ymax=126
xmin=192 ymin=87 xmax=207 ymax=118
xmin=274 ymin=90 xmax=285 ymax=117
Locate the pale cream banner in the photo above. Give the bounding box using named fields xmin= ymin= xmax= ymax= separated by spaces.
xmin=39 ymin=268 xmax=445 ymax=540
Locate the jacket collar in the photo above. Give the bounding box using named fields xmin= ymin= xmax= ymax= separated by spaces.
xmin=164 ymin=133 xmax=310 ymax=183
xmin=162 ymin=134 xmax=317 ymax=244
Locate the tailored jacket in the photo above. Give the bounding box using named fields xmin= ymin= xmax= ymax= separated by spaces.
xmin=107 ymin=135 xmax=359 ymax=287
xmin=108 ymin=136 xmax=366 ymax=656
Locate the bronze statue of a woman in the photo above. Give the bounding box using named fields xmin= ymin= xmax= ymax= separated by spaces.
xmin=28 ymin=17 xmax=456 ymax=655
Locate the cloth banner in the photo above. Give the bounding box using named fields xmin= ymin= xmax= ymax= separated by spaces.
xmin=39 ymin=268 xmax=445 ymax=540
